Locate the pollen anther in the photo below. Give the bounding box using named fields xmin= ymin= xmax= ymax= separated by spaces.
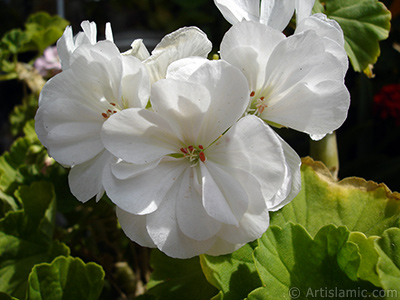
xmin=179 ymin=144 xmax=206 ymax=165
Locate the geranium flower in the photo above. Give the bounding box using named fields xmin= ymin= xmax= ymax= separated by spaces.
xmin=33 ymin=46 xmax=61 ymax=78
xmin=35 ymin=40 xmax=150 ymax=202
xmin=124 ymin=26 xmax=212 ymax=84
xmin=214 ymin=0 xmax=348 ymax=77
xmin=57 ymin=20 xmax=114 ymax=70
xmin=101 ymin=58 xmax=301 ymax=258
xmin=219 ymin=21 xmax=350 ymax=139
xmin=213 ymin=0 xmax=315 ymax=31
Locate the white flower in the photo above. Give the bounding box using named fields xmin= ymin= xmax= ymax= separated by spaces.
xmin=124 ymin=27 xmax=212 ymax=84
xmin=214 ymin=0 xmax=315 ymax=31
xmin=295 ymin=13 xmax=348 ymax=77
xmin=35 ymin=40 xmax=150 ymax=202
xmin=57 ymin=20 xmax=114 ymax=70
xmin=101 ymin=58 xmax=301 ymax=258
xmin=219 ymin=21 xmax=350 ymax=140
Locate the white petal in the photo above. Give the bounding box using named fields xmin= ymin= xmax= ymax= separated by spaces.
xmin=105 ymin=22 xmax=114 ymax=42
xmin=297 ymin=13 xmax=345 ymax=47
xmin=103 ymin=158 xmax=187 ymax=215
xmin=146 ymin=183 xmax=216 ymax=258
xmin=218 ymin=208 xmax=269 ymax=244
xmin=56 ymin=26 xmax=74 ymax=70
xmin=111 ymin=159 xmax=162 ymax=180
xmin=214 ymin=0 xmax=260 ymax=25
xmin=220 ymin=21 xmax=285 ymax=90
xmin=144 ymin=27 xmax=212 ymax=83
xmin=260 ymin=0 xmax=294 ymax=31
xmin=36 ymin=82 xmax=104 ymax=166
xmin=165 ymin=58 xmax=250 ymax=146
xmin=101 ymin=108 xmax=180 ymax=164
xmin=116 ymin=207 xmax=156 ymax=248
xmin=201 ymin=161 xmax=249 ymax=225
xmin=261 ymin=80 xmax=350 ymax=136
xmin=69 ymin=41 xmax=123 ymax=105
xmin=208 ymin=115 xmax=287 ymax=202
xmin=298 ymin=51 xmax=347 ymax=85
xmin=205 ymin=238 xmax=243 ymax=256
xmin=166 ymin=57 xmax=207 ymax=81
xmin=176 ymin=168 xmax=222 ymax=241
xmin=123 ymin=39 xmax=150 ymax=61
xmin=266 ymin=134 xmax=301 ymax=211
xmin=214 ymin=166 xmax=269 ymax=244
xmin=150 ymin=79 xmax=211 ymax=144
xmin=263 ymin=30 xmax=326 ymax=99
xmin=121 ymin=55 xmax=150 ymax=109
xmin=310 ymin=133 xmax=327 ymax=141
xmin=184 ymin=59 xmax=250 ymax=146
xmin=295 ymin=14 xmax=348 ymax=75
xmin=295 ymin=0 xmax=315 ymax=24
xmin=68 ymin=149 xmax=116 ymax=202
xmin=80 ymin=20 xmax=97 ymax=44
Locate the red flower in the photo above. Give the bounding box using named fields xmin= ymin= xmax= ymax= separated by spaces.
xmin=374 ymin=84 xmax=400 ymax=125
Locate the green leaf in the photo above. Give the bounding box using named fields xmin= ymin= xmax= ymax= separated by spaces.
xmin=146 ymin=249 xmax=218 ymax=300
xmin=9 ymin=94 xmax=39 ymax=137
xmin=14 ymin=182 xmax=56 ymax=239
xmin=0 ymin=136 xmax=37 ymax=198
xmin=0 ymin=182 xmax=69 ymax=299
xmin=0 ymin=168 xmax=19 ymax=215
xmin=26 ymin=256 xmax=105 ymax=300
xmin=1 ymin=29 xmax=30 ymax=54
xmin=322 ymin=0 xmax=391 ymax=73
xmin=0 ymin=120 xmax=74 ymax=215
xmin=375 ymin=228 xmax=400 ymax=299
xmin=348 ymin=232 xmax=381 ymax=287
xmin=250 ymin=223 xmax=380 ymax=300
xmin=271 ymin=157 xmax=400 ymax=237
xmin=23 ymin=12 xmax=69 ymax=54
xmin=200 ymin=242 xmax=261 ymax=300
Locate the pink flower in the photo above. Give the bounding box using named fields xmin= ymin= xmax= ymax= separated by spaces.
xmin=34 ymin=46 xmax=62 ymax=78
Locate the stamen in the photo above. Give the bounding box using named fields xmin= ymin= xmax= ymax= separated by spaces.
xmin=101 ymin=102 xmax=120 ymax=119
xmin=199 ymin=151 xmax=206 ymax=162
xmin=250 ymin=91 xmax=255 ymax=97
xmin=255 ymin=96 xmax=267 ymax=115
xmin=179 ymin=145 xmax=206 ymax=165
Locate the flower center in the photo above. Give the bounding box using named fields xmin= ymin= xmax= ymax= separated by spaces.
xmin=249 ymin=91 xmax=268 ymax=116
xmin=101 ymin=102 xmax=119 ymax=119
xmin=180 ymin=144 xmax=206 ymax=166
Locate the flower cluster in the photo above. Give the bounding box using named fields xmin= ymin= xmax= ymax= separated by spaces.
xmin=35 ymin=1 xmax=350 ymax=258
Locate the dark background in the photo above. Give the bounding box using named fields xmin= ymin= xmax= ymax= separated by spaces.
xmin=1 ymin=0 xmax=399 ymax=192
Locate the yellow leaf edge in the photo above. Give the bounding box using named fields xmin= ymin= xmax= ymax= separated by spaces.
xmin=301 ymin=156 xmax=400 ymax=201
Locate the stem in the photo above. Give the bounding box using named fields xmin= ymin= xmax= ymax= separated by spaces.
xmin=0 ymin=73 xmax=18 ymax=81
xmin=310 ymin=132 xmax=339 ymax=180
